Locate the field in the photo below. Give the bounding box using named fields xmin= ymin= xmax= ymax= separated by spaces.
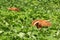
xmin=0 ymin=0 xmax=60 ymax=40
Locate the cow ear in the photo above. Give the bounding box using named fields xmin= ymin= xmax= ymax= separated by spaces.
xmin=35 ymin=23 xmax=39 ymax=26
xmin=35 ymin=22 xmax=42 ymax=28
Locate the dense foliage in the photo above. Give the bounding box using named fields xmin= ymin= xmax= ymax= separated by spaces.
xmin=0 ymin=0 xmax=60 ymax=40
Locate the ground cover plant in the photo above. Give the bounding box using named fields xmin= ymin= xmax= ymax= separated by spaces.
xmin=0 ymin=0 xmax=60 ymax=40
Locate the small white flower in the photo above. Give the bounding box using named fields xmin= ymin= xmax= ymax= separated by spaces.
xmin=35 ymin=6 xmax=37 ymax=8
xmin=27 ymin=32 xmax=31 ymax=36
xmin=5 ymin=22 xmax=9 ymax=26
xmin=21 ymin=26 xmax=24 ymax=29
xmin=17 ymin=32 xmax=25 ymax=38
xmin=56 ymin=30 xmax=60 ymax=36
xmin=0 ymin=31 xmax=3 ymax=33
xmin=31 ymin=4 xmax=34 ymax=6
xmin=12 ymin=20 xmax=15 ymax=22
xmin=32 ymin=35 xmax=36 ymax=39
xmin=47 ymin=10 xmax=50 ymax=13
xmin=3 ymin=20 xmax=9 ymax=26
xmin=27 ymin=32 xmax=36 ymax=39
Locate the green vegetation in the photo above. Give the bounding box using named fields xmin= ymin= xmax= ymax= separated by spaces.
xmin=0 ymin=0 xmax=60 ymax=40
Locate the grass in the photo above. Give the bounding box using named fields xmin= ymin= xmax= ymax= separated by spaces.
xmin=0 ymin=0 xmax=60 ymax=40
